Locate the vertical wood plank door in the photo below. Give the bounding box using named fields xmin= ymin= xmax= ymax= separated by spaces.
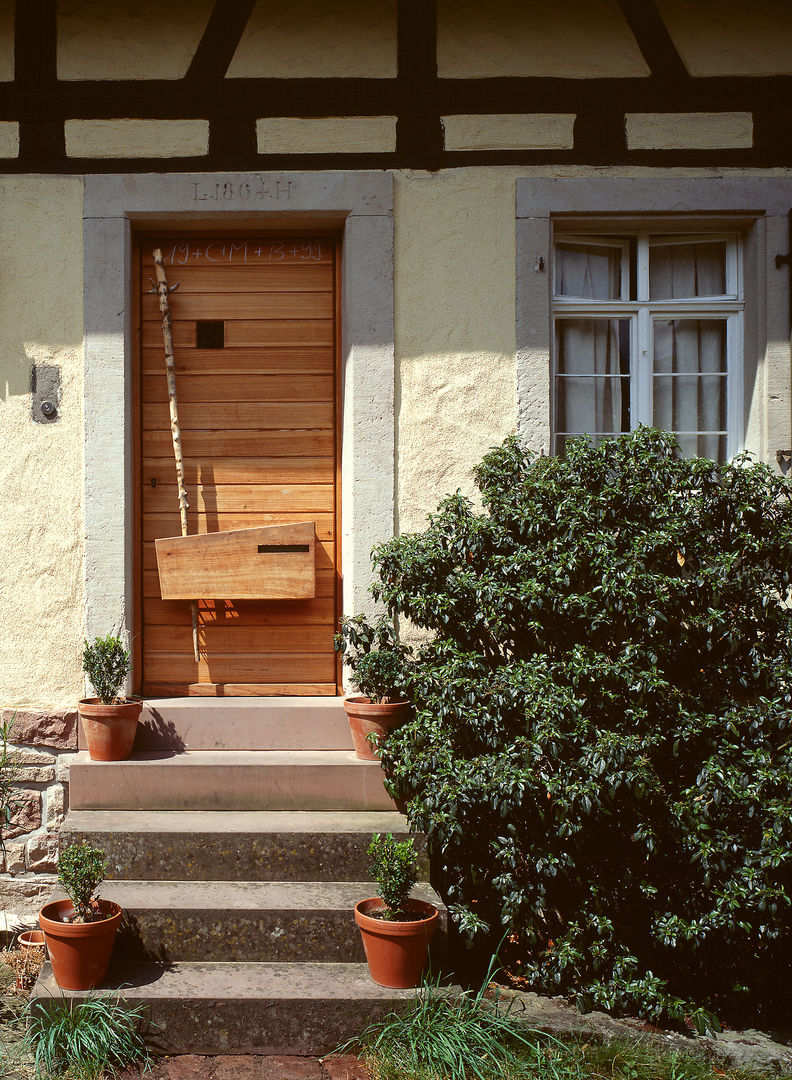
xmin=137 ymin=236 xmax=339 ymax=696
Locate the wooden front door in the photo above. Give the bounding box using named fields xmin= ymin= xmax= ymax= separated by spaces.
xmin=137 ymin=235 xmax=339 ymax=696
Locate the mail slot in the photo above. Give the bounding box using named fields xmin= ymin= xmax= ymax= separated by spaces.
xmin=155 ymin=522 xmax=316 ymax=600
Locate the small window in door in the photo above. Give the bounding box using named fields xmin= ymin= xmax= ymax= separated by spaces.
xmin=196 ymin=320 xmax=225 ymax=349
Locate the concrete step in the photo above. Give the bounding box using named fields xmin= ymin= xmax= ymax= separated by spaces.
xmin=68 ymin=751 xmax=398 ymax=811
xmin=32 ymin=960 xmax=423 ymax=1054
xmin=113 ymin=698 xmax=354 ymax=753
xmin=61 ymin=810 xmax=422 ymax=881
xmin=46 ymin=880 xmax=445 ymax=963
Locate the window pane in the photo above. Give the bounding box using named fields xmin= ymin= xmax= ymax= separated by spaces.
xmin=555 ymin=242 xmax=623 ymax=300
xmin=674 ymin=434 xmax=728 ymax=460
xmin=555 ymin=318 xmax=630 ymax=438
xmin=649 ymin=239 xmax=727 ymax=299
xmin=557 ymin=377 xmax=629 ymax=435
xmin=653 ymin=319 xmax=728 ymax=460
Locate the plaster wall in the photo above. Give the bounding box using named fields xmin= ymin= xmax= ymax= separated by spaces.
xmin=437 ymin=0 xmax=649 ymax=79
xmin=65 ymin=120 xmax=210 ymax=159
xmin=393 ymin=170 xmax=518 ymax=531
xmin=0 ymin=167 xmax=791 ymax=706
xmin=626 ymin=113 xmax=754 ymax=151
xmin=654 ymin=0 xmax=792 ymax=77
xmin=227 ymin=0 xmax=397 ymax=79
xmin=0 ymin=176 xmax=84 ymax=706
xmin=57 ymin=0 xmax=213 ymax=81
xmin=256 ymin=117 xmax=397 ymax=155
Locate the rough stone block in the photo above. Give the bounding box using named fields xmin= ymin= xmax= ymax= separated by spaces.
xmin=26 ymin=833 xmax=59 ymax=873
xmin=13 ymin=749 xmax=55 ymax=766
xmin=57 ymin=753 xmax=78 ymax=782
xmin=19 ymin=766 xmax=55 ymax=783
xmin=46 ymin=784 xmax=67 ymax=829
xmin=5 ymin=790 xmax=41 ymax=838
xmin=0 ymin=875 xmax=55 ymax=913
xmin=1 ymin=843 xmax=25 ymax=874
xmin=1 ymin=709 xmax=78 ymax=749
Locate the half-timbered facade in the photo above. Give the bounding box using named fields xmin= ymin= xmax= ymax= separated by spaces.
xmin=2 ymin=0 xmax=792 ymax=905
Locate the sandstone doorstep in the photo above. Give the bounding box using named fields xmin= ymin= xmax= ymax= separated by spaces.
xmin=68 ymin=751 xmax=398 ymax=812
xmin=33 ymin=961 xmax=419 ymax=1055
xmin=46 ymin=878 xmax=444 ymax=964
xmin=131 ymin=698 xmax=354 ymax=753
xmin=60 ymin=809 xmax=423 ymax=881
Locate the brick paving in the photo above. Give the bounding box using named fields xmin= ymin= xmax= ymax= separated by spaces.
xmin=121 ymin=1055 xmax=369 ymax=1080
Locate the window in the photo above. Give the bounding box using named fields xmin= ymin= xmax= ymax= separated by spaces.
xmin=552 ymin=231 xmax=743 ymax=460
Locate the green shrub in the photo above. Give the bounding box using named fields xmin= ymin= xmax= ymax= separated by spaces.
xmin=58 ymin=841 xmax=107 ymax=923
xmin=335 ymin=615 xmax=412 ymax=703
xmin=369 ymin=833 xmax=419 ymax=919
xmin=82 ymin=635 xmax=130 ymax=705
xmin=373 ymin=428 xmax=792 ymax=1029
xmin=26 ymin=991 xmax=151 ymax=1079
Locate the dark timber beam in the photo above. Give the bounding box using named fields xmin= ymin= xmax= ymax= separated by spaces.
xmin=616 ymin=0 xmax=688 ymax=79
xmin=185 ymin=0 xmax=258 ymax=158
xmin=14 ymin=0 xmax=64 ymax=159
xmin=397 ymin=0 xmax=442 ymax=167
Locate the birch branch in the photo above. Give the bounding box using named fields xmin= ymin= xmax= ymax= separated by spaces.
xmin=153 ymin=248 xmax=200 ymax=664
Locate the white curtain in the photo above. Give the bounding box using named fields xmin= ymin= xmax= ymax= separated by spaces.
xmin=555 ymin=239 xmax=728 ymax=460
xmin=653 ymin=319 xmax=726 ymax=460
xmin=555 ymin=319 xmax=624 ymax=440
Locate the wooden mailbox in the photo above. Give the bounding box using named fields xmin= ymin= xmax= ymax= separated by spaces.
xmin=155 ymin=522 xmax=316 ymax=600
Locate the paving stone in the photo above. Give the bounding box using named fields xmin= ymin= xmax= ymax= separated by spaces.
xmin=214 ymin=1056 xmax=322 ymax=1080
xmin=323 ymin=1054 xmax=370 ymax=1080
xmin=158 ymin=1056 xmax=212 ymax=1080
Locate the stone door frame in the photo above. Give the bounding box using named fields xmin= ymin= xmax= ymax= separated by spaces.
xmin=82 ymin=171 xmax=395 ymax=681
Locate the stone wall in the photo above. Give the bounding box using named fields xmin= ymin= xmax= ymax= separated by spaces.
xmin=0 ymin=708 xmax=77 ymax=916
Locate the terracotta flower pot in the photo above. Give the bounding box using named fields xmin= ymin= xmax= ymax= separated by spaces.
xmin=343 ymin=697 xmax=411 ymax=760
xmin=15 ymin=929 xmax=46 ymax=990
xmin=79 ymin=698 xmax=142 ymax=761
xmin=354 ymin=897 xmax=438 ymax=988
xmin=39 ymin=899 xmax=122 ymax=991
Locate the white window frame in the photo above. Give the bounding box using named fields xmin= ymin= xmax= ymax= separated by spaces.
xmin=551 ymin=230 xmax=744 ymax=459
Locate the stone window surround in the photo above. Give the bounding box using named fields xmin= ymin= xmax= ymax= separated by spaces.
xmin=515 ymin=176 xmax=792 ymax=462
xmin=83 ymin=171 xmax=395 ymax=678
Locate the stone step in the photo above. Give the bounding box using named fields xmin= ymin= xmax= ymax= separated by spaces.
xmin=61 ymin=810 xmax=422 ymax=881
xmin=32 ymin=960 xmax=423 ymax=1055
xmin=47 ymin=880 xmax=445 ymax=963
xmin=68 ymin=751 xmax=397 ymax=811
xmin=113 ymin=698 xmax=354 ymax=753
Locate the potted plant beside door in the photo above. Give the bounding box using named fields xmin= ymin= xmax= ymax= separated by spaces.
xmin=334 ymin=615 xmax=413 ymax=759
xmin=79 ymin=635 xmax=142 ymax=761
xmin=355 ymin=832 xmax=438 ymax=988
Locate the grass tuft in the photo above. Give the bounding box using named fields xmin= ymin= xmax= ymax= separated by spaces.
xmin=26 ymin=991 xmax=152 ymax=1080
xmin=335 ymin=957 xmax=792 ymax=1080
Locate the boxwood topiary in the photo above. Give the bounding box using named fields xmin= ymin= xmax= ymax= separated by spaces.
xmin=372 ymin=428 xmax=792 ymax=1031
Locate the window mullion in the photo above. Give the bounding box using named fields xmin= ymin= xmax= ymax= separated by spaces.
xmin=637 ymin=232 xmax=649 ymax=302
xmin=635 ymin=309 xmax=651 ymax=428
